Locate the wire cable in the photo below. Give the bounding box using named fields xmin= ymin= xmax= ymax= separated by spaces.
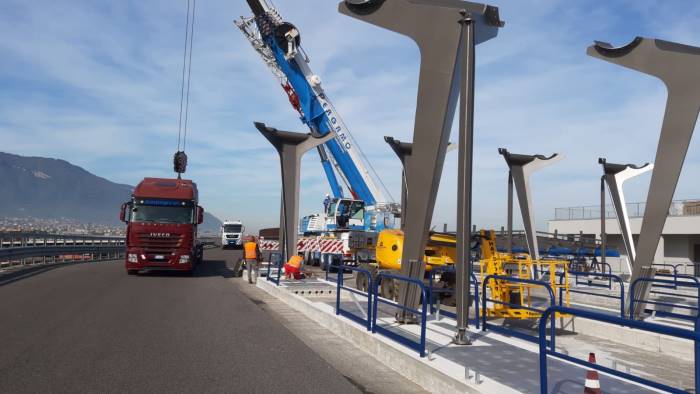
xmin=176 ymin=0 xmax=191 ymax=152
xmin=182 ymin=0 xmax=196 ymax=151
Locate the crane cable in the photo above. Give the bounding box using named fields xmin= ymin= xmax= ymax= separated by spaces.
xmin=174 ymin=0 xmax=196 ymax=176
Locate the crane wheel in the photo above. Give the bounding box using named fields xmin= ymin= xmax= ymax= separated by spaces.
xmin=355 ymin=263 xmax=377 ymax=293
xmin=380 ymin=277 xmax=398 ymax=301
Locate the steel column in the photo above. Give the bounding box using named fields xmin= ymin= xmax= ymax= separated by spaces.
xmin=507 ymin=170 xmax=513 ymax=255
xmin=588 ymin=37 xmax=700 ymax=293
xmin=454 ymin=11 xmax=476 ymax=345
xmin=340 ymin=0 xmax=503 ymax=315
xmin=255 ymin=122 xmax=335 ymax=263
xmin=600 ymin=176 xmax=606 ymax=268
xmin=598 ymin=158 xmax=653 ymax=275
xmin=499 ymin=149 xmax=561 ymax=277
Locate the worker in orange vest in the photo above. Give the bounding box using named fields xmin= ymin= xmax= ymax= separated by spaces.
xmin=243 ymin=236 xmax=261 ymax=284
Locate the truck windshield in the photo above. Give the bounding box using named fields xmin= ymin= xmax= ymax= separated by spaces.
xmin=223 ymin=225 xmax=242 ymax=233
xmin=131 ymin=199 xmax=194 ymax=224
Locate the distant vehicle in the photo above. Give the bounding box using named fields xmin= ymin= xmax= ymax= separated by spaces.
xmin=221 ymin=220 xmax=245 ymax=249
xmin=119 ymin=177 xmax=204 ymax=275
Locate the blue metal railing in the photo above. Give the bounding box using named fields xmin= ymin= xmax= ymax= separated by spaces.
xmin=481 ymin=275 xmax=556 ymax=347
xmin=323 ymin=253 xmax=344 ymax=282
xmin=266 ymin=252 xmax=283 ymax=285
xmin=336 ymin=265 xmax=373 ymax=331
xmin=538 ymin=305 xmax=700 ymax=394
xmin=427 ymin=267 xmax=480 ymax=328
xmin=572 ymin=261 xmax=613 ymax=288
xmin=558 ymin=271 xmax=625 ymax=318
xmin=630 ymin=277 xmax=699 ymax=321
xmin=372 ymin=273 xmax=428 ymax=357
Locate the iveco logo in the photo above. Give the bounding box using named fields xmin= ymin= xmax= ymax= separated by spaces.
xmin=150 ymin=233 xmax=171 ymax=237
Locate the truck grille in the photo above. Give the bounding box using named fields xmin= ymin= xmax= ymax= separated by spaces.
xmin=136 ymin=233 xmax=184 ymax=254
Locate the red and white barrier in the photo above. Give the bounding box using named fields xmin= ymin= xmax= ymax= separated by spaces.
xmin=258 ymin=237 xmax=344 ymax=254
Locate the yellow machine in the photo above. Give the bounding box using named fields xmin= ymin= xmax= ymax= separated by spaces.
xmin=356 ymin=229 xmax=457 ymax=299
xmin=358 ymin=229 xmax=570 ymax=319
xmin=375 ymin=229 xmax=456 ymax=271
xmin=478 ymin=230 xmax=569 ymax=318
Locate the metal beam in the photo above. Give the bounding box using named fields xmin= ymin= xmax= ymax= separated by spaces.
xmin=598 ymin=158 xmax=653 ymax=275
xmin=339 ymin=0 xmax=503 ymax=323
xmin=255 ymin=122 xmax=336 ymax=263
xmin=588 ymin=38 xmax=700 ymax=286
xmin=499 ymin=148 xmax=561 ymax=277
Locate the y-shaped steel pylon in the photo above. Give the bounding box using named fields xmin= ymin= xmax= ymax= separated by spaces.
xmin=339 ymin=0 xmax=503 ymax=343
xmin=598 ymin=158 xmax=653 ymax=275
xmin=255 ymin=122 xmax=336 ymax=263
xmin=588 ymin=38 xmax=700 ymax=286
xmin=499 ymin=148 xmax=562 ymax=277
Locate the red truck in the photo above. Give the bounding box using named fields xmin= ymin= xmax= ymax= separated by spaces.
xmin=119 ymin=177 xmax=204 ymax=275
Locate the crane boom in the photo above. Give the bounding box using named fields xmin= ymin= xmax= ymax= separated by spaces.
xmin=236 ymin=0 xmax=389 ymax=207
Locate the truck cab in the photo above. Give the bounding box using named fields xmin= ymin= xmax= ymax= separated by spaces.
xmin=325 ymin=198 xmax=365 ymax=231
xmin=120 ymin=177 xmax=204 ymax=275
xmin=221 ymin=220 xmax=245 ymax=249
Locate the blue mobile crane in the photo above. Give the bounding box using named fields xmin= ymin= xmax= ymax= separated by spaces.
xmin=236 ymin=0 xmax=400 ymax=235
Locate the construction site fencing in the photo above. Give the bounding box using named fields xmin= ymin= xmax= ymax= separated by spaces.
xmin=335 ymin=265 xmax=373 ymax=331
xmin=630 ymin=277 xmax=699 ymax=322
xmin=427 ymin=267 xmax=480 ymax=329
xmin=372 ymin=273 xmax=428 ymax=358
xmin=538 ymin=305 xmax=700 ymax=394
xmin=481 ymin=275 xmax=556 ymax=347
xmin=557 ymin=271 xmax=626 ymax=318
xmin=265 ymin=252 xmax=283 ymax=285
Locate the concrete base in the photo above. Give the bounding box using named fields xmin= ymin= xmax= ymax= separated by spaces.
xmin=256 ymin=278 xmax=516 ymax=394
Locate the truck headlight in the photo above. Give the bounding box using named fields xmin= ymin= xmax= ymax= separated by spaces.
xmin=179 ymin=255 xmax=190 ymax=264
xmin=128 ymin=254 xmax=138 ymax=263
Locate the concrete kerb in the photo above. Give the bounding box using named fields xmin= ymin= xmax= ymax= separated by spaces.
xmin=255 ymin=277 xmax=517 ymax=394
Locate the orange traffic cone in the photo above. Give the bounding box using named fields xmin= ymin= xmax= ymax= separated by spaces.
xmin=584 ymin=352 xmax=601 ymax=394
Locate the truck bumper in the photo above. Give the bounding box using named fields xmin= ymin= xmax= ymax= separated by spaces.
xmin=125 ymin=250 xmax=195 ymax=272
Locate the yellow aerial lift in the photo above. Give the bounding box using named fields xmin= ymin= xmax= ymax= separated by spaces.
xmin=357 ymin=229 xmax=570 ymax=318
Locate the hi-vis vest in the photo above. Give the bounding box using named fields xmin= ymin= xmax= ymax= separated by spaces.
xmin=244 ymin=242 xmax=258 ymax=259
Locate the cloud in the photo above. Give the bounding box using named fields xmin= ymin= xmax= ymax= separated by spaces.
xmin=1 ymin=0 xmax=699 ymax=234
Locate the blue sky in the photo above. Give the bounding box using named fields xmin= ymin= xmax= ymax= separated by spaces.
xmin=1 ymin=0 xmax=700 ymax=233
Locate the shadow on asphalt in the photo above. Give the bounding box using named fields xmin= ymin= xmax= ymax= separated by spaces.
xmin=0 ymin=260 xmax=114 ymax=287
xmin=0 ymin=259 xmax=237 ymax=285
xmin=135 ymin=259 xmax=236 ymax=279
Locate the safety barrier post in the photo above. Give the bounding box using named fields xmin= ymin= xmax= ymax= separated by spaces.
xmin=481 ymin=275 xmax=555 ymax=347
xmin=335 ymin=265 xmax=372 ymax=331
xmin=630 ymin=277 xmax=699 ymax=321
xmin=539 ymin=305 xmax=700 ymax=394
xmin=372 ymin=273 xmax=428 ymax=357
xmin=559 ymin=270 xmax=625 ymax=318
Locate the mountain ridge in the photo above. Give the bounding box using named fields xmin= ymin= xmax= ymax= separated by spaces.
xmin=0 ymin=152 xmax=222 ymax=232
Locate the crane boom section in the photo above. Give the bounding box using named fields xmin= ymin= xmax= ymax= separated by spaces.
xmin=237 ymin=1 xmax=386 ymax=206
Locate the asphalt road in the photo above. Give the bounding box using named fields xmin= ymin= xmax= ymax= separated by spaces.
xmin=0 ymin=250 xmax=360 ymax=393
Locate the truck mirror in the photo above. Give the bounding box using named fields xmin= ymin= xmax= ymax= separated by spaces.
xmin=197 ymin=206 xmax=204 ymax=224
xmin=120 ymin=203 xmax=127 ymax=222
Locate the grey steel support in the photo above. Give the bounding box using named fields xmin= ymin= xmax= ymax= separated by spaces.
xmin=499 ymin=148 xmax=561 ymax=277
xmin=339 ymin=0 xmax=503 ymax=324
xmin=255 ymin=122 xmax=335 ymax=263
xmin=384 ymin=136 xmax=413 ymax=230
xmin=588 ymin=38 xmax=700 ymax=287
xmin=600 ymin=176 xmax=606 ymax=268
xmin=598 ymin=158 xmax=653 ymax=275
xmin=507 ymin=171 xmax=513 ymax=255
xmin=454 ymin=11 xmax=476 ymax=345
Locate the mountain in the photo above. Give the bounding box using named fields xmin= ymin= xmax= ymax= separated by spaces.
xmin=0 ymin=152 xmax=222 ymax=232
